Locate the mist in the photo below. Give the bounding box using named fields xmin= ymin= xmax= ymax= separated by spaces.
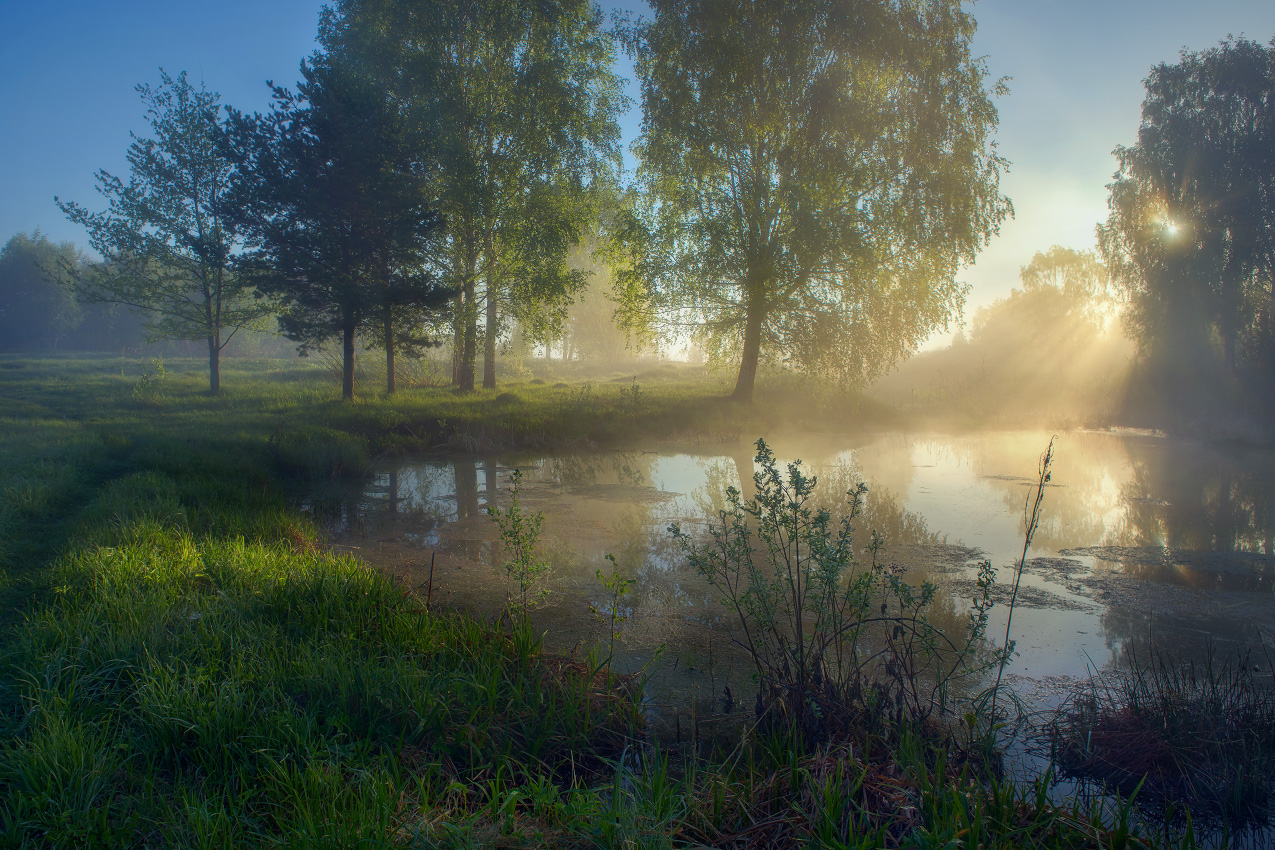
xmin=869 ymin=271 xmax=1135 ymax=430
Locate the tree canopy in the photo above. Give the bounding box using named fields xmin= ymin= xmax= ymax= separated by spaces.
xmin=228 ymin=49 xmax=451 ymax=399
xmin=1099 ymin=36 xmax=1275 ymax=380
xmin=325 ymin=0 xmax=626 ymax=390
xmin=56 ymin=70 xmax=272 ymax=393
xmin=619 ymin=0 xmax=1011 ymax=401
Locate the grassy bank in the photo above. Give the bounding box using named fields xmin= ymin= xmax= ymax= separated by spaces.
xmin=0 ymin=353 xmax=901 ymax=463
xmin=0 ymin=354 xmax=1203 ymax=847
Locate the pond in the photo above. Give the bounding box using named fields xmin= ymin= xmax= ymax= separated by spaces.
xmin=317 ymin=429 xmax=1275 ymax=741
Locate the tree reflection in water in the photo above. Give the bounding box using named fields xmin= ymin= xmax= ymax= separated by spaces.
xmin=329 ymin=431 xmax=1275 ymax=706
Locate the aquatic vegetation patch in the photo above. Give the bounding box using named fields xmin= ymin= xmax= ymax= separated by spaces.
xmin=1047 ymin=644 xmax=1275 ymax=829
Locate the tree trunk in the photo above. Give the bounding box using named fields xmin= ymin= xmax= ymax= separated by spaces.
xmin=454 ymin=458 xmax=479 ymax=518
xmin=342 ymin=320 xmax=356 ymax=400
xmin=456 ymin=227 xmax=479 ymax=392
xmin=452 ymin=292 xmax=464 ymax=386
xmin=460 ymin=274 xmax=477 ymax=391
xmin=731 ymin=285 xmax=765 ymax=402
xmin=384 ymin=305 xmax=396 ymax=395
xmin=483 ymin=245 xmax=498 ymax=389
xmin=731 ymin=442 xmax=758 ymax=503
xmin=483 ymin=458 xmax=497 ymax=509
xmin=207 ymin=333 xmax=221 ymax=395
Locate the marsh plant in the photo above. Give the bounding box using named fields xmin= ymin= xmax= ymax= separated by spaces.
xmin=1048 ymin=643 xmax=1275 ymax=828
xmin=990 ymin=435 xmax=1055 ymax=722
xmin=671 ymin=439 xmax=998 ymax=743
xmin=487 ymin=469 xmax=551 ymax=634
xmin=592 ymin=553 xmax=636 ymax=661
xmin=621 ymin=378 xmax=643 ymax=409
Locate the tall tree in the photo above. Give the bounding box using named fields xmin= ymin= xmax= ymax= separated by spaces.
xmin=1099 ymin=37 xmax=1275 ymax=378
xmin=619 ymin=0 xmax=1011 ymax=402
xmin=57 ymin=70 xmax=271 ymax=393
xmin=229 ymin=52 xmax=451 ymax=399
xmin=326 ymin=0 xmax=625 ymax=391
xmin=0 ymin=232 xmax=83 ymax=350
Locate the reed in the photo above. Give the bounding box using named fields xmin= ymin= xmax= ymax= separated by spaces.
xmin=1048 ymin=642 xmax=1275 ymax=829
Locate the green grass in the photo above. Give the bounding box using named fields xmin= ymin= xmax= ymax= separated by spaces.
xmin=0 ymin=353 xmax=1209 ymax=848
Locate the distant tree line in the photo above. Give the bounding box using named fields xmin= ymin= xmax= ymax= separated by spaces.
xmin=870 ymin=245 xmax=1131 ymax=426
xmin=0 ymin=232 xmax=151 ymax=352
xmin=13 ymin=2 xmax=1273 ymax=417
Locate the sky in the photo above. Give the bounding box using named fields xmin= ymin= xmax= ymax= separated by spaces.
xmin=3 ymin=0 xmax=1274 ymax=339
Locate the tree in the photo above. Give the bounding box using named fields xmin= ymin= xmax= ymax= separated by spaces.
xmin=1099 ymin=37 xmax=1275 ymax=379
xmin=229 ymin=50 xmax=451 ymax=399
xmin=1018 ymin=245 xmax=1117 ymax=324
xmin=619 ymin=0 xmax=1011 ymax=402
xmin=57 ymin=70 xmax=272 ymax=393
xmin=327 ymin=0 xmax=625 ymax=391
xmin=971 ymin=247 xmax=1117 ymax=366
xmin=0 ymin=232 xmax=83 ymax=350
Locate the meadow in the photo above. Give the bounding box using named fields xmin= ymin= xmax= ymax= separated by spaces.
xmin=0 ymin=354 xmax=1206 ymax=848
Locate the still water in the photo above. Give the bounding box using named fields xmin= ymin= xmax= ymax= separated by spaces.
xmin=320 ymin=429 xmax=1275 ymax=724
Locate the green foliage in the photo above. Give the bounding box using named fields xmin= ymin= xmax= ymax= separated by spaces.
xmin=227 ymin=47 xmax=450 ymax=400
xmin=0 ymin=390 xmax=639 ymax=847
xmin=620 ymin=378 xmax=643 ymax=410
xmin=327 ymin=0 xmax=627 ymax=390
xmin=131 ymin=356 xmax=166 ymax=400
xmin=487 ymin=469 xmax=551 ymax=631
xmin=672 ymin=438 xmax=997 ymax=742
xmin=619 ymin=0 xmax=1011 ymax=400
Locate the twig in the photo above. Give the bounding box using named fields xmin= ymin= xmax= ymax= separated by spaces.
xmin=427 ymin=550 xmax=436 ymax=610
xmin=990 ymin=436 xmax=1055 ymax=722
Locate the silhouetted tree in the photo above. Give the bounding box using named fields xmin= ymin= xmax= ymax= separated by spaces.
xmin=57 ymin=71 xmax=272 ymax=393
xmin=618 ymin=0 xmax=1011 ymax=402
xmin=1099 ymin=37 xmax=1275 ymax=381
xmin=229 ymin=51 xmax=450 ymax=399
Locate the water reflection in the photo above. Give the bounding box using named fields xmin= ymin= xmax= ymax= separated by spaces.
xmin=326 ymin=431 xmax=1275 ymax=707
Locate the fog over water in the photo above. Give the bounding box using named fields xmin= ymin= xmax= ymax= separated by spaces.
xmin=321 ymin=429 xmax=1275 ymax=722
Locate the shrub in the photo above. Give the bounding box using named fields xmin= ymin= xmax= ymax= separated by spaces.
xmin=670 ymin=438 xmax=997 ymax=744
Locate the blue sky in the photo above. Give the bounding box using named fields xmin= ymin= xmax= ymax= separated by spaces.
xmin=2 ymin=0 xmax=1273 ymax=327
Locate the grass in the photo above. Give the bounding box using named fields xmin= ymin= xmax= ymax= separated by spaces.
xmin=0 ymin=353 xmax=1215 ymax=847
xmin=1047 ymin=643 xmax=1275 ymax=830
